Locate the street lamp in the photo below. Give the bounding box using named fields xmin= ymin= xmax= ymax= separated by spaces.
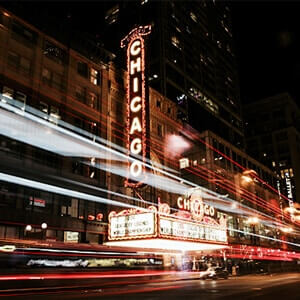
xmin=41 ymin=223 xmax=47 ymax=240
xmin=25 ymin=224 xmax=32 ymax=232
xmin=41 ymin=222 xmax=47 ymax=230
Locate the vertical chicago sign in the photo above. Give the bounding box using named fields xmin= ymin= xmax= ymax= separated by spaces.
xmin=121 ymin=25 xmax=151 ymax=187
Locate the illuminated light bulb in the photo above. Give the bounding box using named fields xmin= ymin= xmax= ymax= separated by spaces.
xmin=41 ymin=223 xmax=47 ymax=230
xmin=25 ymin=225 xmax=32 ymax=231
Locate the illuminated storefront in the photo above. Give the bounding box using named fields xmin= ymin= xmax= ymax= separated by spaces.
xmin=106 ymin=189 xmax=228 ymax=252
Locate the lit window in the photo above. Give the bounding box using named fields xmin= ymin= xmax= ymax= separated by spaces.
xmin=179 ymin=158 xmax=189 ymax=169
xmin=90 ymin=68 xmax=100 ymax=85
xmin=39 ymin=101 xmax=48 ymax=114
xmin=105 ymin=5 xmax=119 ymax=25
xmin=44 ymin=40 xmax=66 ymax=65
xmin=50 ymin=106 xmax=60 ymax=119
xmin=171 ymin=36 xmax=181 ymax=50
xmin=87 ymin=92 xmax=98 ymax=109
xmin=2 ymin=86 xmax=13 ymax=99
xmin=190 ymin=12 xmax=197 ymax=22
xmin=15 ymin=91 xmax=26 ymax=110
xmin=49 ymin=106 xmax=60 ymax=124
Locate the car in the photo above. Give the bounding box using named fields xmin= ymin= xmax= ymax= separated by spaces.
xmin=199 ymin=267 xmax=229 ymax=280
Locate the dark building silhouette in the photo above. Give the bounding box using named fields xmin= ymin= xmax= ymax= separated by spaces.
xmin=244 ymin=93 xmax=300 ymax=203
xmin=103 ymin=1 xmax=244 ymax=148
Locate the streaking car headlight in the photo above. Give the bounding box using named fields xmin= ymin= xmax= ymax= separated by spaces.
xmin=0 ymin=245 xmax=16 ymax=252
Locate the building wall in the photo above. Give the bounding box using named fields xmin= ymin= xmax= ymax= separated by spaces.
xmin=244 ymin=93 xmax=300 ymax=203
xmin=0 ymin=8 xmax=109 ymax=243
xmin=103 ymin=1 xmax=244 ymax=148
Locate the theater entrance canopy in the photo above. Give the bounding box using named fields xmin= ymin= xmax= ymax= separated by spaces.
xmin=105 ymin=200 xmax=228 ymax=252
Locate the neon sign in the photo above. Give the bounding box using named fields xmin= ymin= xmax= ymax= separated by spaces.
xmin=284 ymin=172 xmax=295 ymax=222
xmin=121 ymin=25 xmax=151 ymax=187
xmin=177 ymin=189 xmax=216 ymax=221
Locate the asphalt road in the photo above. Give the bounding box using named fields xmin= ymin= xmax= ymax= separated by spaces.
xmin=1 ymin=273 xmax=300 ymax=300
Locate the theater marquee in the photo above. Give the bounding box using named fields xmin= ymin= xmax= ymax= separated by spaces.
xmin=121 ymin=25 xmax=151 ymax=187
xmin=108 ymin=204 xmax=227 ymax=246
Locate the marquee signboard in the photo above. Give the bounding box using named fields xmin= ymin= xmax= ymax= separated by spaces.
xmin=108 ymin=204 xmax=227 ymax=244
xmin=108 ymin=208 xmax=157 ymax=240
xmin=121 ymin=25 xmax=151 ymax=187
xmin=159 ymin=216 xmax=227 ymax=243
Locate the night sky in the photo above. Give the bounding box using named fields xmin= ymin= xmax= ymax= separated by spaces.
xmin=3 ymin=1 xmax=300 ymax=105
xmin=231 ymin=1 xmax=300 ymax=104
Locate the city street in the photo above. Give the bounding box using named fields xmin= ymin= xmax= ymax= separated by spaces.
xmin=1 ymin=273 xmax=300 ymax=300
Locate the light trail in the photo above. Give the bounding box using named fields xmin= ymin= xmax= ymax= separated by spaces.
xmin=0 ymin=270 xmax=185 ymax=281
xmin=0 ymin=172 xmax=142 ymax=211
xmin=0 ymin=95 xmax=287 ymax=220
xmin=0 ymin=98 xmax=299 ymax=241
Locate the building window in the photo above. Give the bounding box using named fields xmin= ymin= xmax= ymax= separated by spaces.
xmin=157 ymin=123 xmax=163 ymax=137
xmin=90 ymin=68 xmax=100 ymax=85
xmin=52 ymin=72 xmax=63 ymax=90
xmin=1 ymin=86 xmax=26 ymax=109
xmin=2 ymin=86 xmax=14 ymax=99
xmin=50 ymin=106 xmax=60 ymax=119
xmin=42 ymin=68 xmax=63 ymax=91
xmin=11 ymin=20 xmax=37 ymax=45
xmin=156 ymin=100 xmax=161 ymax=109
xmin=171 ymin=36 xmax=181 ymax=50
xmin=42 ymin=67 xmax=51 ymax=85
xmin=77 ymin=61 xmax=88 ymax=78
xmin=44 ymin=40 xmax=66 ymax=65
xmin=15 ymin=91 xmax=26 ymax=110
xmin=190 ymin=12 xmax=197 ymax=23
xmin=179 ymin=158 xmax=189 ymax=169
xmin=105 ymin=5 xmax=119 ymax=25
xmin=87 ymin=92 xmax=98 ymax=109
xmin=75 ymin=86 xmax=86 ymax=103
xmin=39 ymin=101 xmax=48 ymax=114
xmin=7 ymin=51 xmax=31 ymax=74
xmin=276 ymin=131 xmax=288 ymax=141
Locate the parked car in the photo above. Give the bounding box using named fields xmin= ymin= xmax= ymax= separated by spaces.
xmin=199 ymin=267 xmax=229 ymax=280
